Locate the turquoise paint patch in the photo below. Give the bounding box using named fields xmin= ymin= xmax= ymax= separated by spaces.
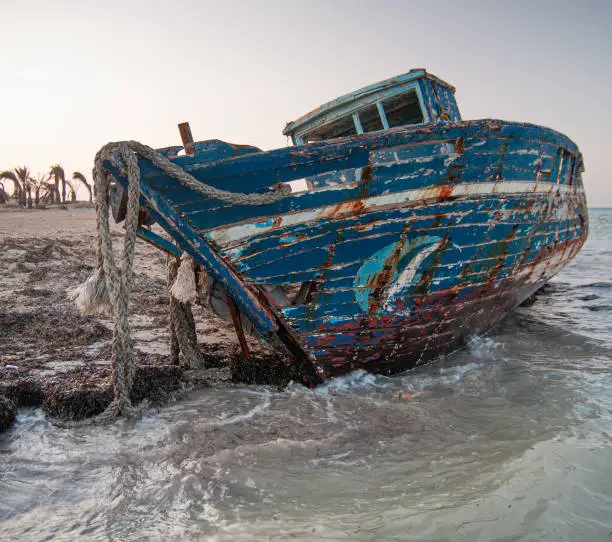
xmin=256 ymin=218 xmax=277 ymax=229
xmin=353 ymin=243 xmax=399 ymax=310
xmin=353 ymin=235 xmax=443 ymax=312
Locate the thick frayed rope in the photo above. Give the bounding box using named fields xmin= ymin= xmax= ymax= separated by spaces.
xmin=71 ymin=202 xmax=113 ymax=316
xmin=168 ymin=255 xmax=204 ymax=369
xmin=168 ymin=256 xmax=181 ymax=365
xmin=72 ymin=144 xmax=142 ymax=421
xmin=71 ymin=266 xmax=112 ymax=316
xmin=170 ymin=253 xmax=198 ymax=304
xmin=95 ymin=145 xmax=141 ymax=419
xmin=100 ymin=140 xmax=291 ymax=206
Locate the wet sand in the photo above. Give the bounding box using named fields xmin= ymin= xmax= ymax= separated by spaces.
xmin=0 ymin=205 xmax=287 ymax=431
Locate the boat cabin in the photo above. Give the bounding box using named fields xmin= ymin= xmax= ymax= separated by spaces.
xmin=283 ymin=69 xmax=461 ymax=145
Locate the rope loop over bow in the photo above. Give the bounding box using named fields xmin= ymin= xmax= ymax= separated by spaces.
xmin=73 ymin=141 xmax=292 ymax=422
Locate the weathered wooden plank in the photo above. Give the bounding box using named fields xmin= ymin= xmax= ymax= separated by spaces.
xmin=204 ymin=181 xmax=580 ymax=249
xmin=211 ymin=191 xmax=547 ymax=253
xmin=238 ymin=217 xmax=581 ymax=298
xmin=279 ymin=240 xmax=583 ymax=340
xmin=143 ymin=120 xmax=578 ymax=198
xmin=127 ymin=121 xmax=580 ymax=238
xmin=230 ymin=213 xmax=578 ymax=283
xmin=184 ymin=184 xmax=364 ymax=232
xmin=146 ymin=145 xmax=370 ymax=193
xmin=135 ymin=228 xmax=181 ymax=257
xmin=236 ymin=223 xmax=580 ymax=288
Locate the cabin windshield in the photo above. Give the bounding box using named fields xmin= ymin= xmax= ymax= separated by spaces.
xmin=303 ymin=116 xmax=357 ymax=143
xmin=300 ymin=88 xmax=424 ymax=143
xmin=381 ymin=89 xmax=423 ymax=127
xmin=358 ymin=104 xmax=384 ymax=132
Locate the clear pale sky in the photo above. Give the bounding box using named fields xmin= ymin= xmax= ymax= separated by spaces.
xmin=1 ymin=0 xmax=610 ymax=205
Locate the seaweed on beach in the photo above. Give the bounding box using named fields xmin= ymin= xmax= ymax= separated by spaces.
xmin=0 ymin=208 xmax=292 ymax=432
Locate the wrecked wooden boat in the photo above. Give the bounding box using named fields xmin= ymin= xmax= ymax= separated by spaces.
xmin=105 ymin=69 xmax=588 ymax=385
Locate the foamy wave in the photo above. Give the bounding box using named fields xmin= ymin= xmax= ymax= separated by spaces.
xmin=202 ymin=395 xmax=272 ymax=428
xmin=466 ymin=336 xmax=504 ymax=360
xmin=314 ymin=369 xmax=387 ymax=395
xmin=397 ymin=361 xmax=484 ymax=392
xmin=439 ymin=361 xmax=484 ymax=377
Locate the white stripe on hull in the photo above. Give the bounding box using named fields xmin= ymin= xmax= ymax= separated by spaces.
xmin=205 ymin=181 xmax=584 ymax=246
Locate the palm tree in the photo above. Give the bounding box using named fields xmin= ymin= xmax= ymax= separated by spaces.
xmin=65 ymin=179 xmax=77 ymax=202
xmin=49 ymin=164 xmax=65 ymax=203
xmin=0 ymin=171 xmax=20 ymax=205
xmin=15 ymin=167 xmax=31 ymax=207
xmin=41 ymin=181 xmax=56 ymax=204
xmin=72 ymin=171 xmax=93 ymax=202
xmin=0 ymin=181 xmax=9 ymax=204
xmin=0 ymin=168 xmax=29 ymax=207
xmin=25 ymin=177 xmax=34 ymax=208
xmin=28 ymin=174 xmax=51 ymax=207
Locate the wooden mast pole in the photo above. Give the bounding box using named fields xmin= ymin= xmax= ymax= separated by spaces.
xmin=178 ymin=122 xmax=195 ymax=156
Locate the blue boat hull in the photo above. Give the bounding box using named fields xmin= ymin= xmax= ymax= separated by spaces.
xmin=108 ymin=119 xmax=588 ymax=383
xmin=214 ymin=190 xmax=586 ymax=380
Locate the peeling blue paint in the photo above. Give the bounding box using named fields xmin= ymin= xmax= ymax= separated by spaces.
xmin=106 ymin=69 xmax=588 ymax=382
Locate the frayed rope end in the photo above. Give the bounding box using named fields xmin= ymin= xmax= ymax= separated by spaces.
xmin=70 ymin=266 xmax=113 ymax=316
xmin=170 ymin=253 xmax=198 ymax=304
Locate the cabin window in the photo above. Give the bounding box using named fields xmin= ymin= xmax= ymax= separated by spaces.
xmin=358 ymin=104 xmax=384 ymax=133
xmin=303 ymin=115 xmax=357 ymax=142
xmin=381 ymin=89 xmax=424 ymax=128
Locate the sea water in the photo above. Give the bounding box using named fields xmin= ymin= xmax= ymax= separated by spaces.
xmin=1 ymin=209 xmax=611 ymax=541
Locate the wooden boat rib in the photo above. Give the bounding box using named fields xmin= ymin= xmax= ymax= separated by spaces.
xmin=106 ymin=69 xmax=588 ymax=384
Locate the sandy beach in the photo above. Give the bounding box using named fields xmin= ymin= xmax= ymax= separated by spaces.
xmin=0 ymin=205 xmax=286 ymax=431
